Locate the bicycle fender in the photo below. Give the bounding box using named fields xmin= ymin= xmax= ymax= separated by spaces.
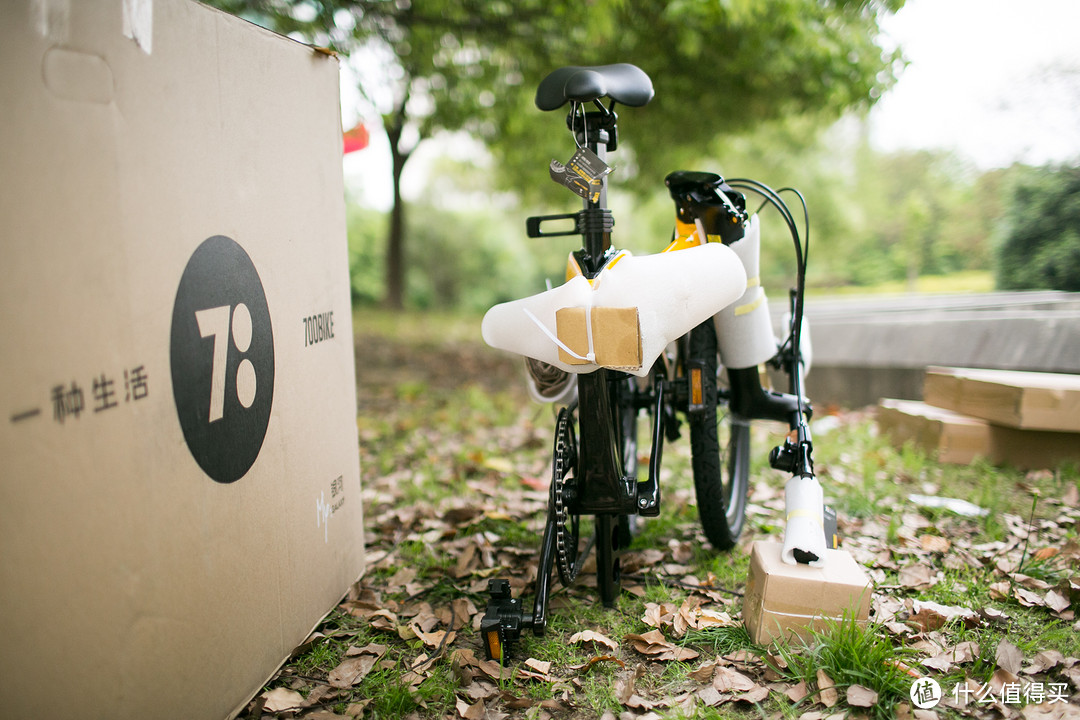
xmin=482 ymin=243 xmax=746 ymax=377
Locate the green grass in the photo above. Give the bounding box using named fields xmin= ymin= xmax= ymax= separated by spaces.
xmin=809 ymin=269 xmax=995 ymax=296
xmin=250 ymin=308 xmax=1080 ymax=720
xmin=775 ymin=615 xmax=918 ymax=720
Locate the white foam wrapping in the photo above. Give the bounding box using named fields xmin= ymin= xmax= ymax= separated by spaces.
xmin=781 ymin=474 xmax=827 ymax=567
xmin=481 ymin=242 xmax=747 ymax=378
xmin=713 ymin=215 xmax=778 ymax=370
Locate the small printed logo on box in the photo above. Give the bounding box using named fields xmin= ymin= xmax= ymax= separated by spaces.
xmin=910 ymin=678 xmax=942 ymax=709
xmin=170 ymin=236 xmax=275 ymax=483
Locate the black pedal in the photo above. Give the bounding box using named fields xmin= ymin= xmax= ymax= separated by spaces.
xmin=480 ymin=579 xmax=525 ymax=661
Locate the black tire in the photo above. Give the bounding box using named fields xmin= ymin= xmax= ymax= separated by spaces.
xmin=686 ymin=320 xmax=751 ymax=550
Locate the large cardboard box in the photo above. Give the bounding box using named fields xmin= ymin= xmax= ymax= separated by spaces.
xmin=923 ymin=366 xmax=1080 ymax=433
xmin=743 ymin=541 xmax=872 ymax=645
xmin=0 ymin=2 xmax=365 ymax=718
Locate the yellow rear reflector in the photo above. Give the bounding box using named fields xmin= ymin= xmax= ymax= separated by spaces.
xmin=485 ymin=630 xmax=502 ymax=661
xmin=690 ymin=367 xmax=704 ymax=407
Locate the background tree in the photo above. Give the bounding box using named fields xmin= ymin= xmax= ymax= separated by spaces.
xmin=995 ymin=164 xmax=1080 ymax=291
xmin=207 ymin=0 xmax=906 ymax=308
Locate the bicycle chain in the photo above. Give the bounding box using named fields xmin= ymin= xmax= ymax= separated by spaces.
xmin=553 ymin=406 xmax=580 ymax=587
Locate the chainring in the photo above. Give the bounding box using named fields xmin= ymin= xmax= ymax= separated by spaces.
xmin=552 ymin=405 xmax=582 ymax=587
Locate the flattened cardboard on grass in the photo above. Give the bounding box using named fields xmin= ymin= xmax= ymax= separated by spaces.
xmin=556 ymin=306 xmax=643 ymax=369
xmin=743 ymin=541 xmax=872 ymax=645
xmin=877 ymin=398 xmax=992 ymax=465
xmin=0 ymin=1 xmax=363 ymax=718
xmin=877 ymin=398 xmax=1080 ymax=470
xmin=924 ymin=366 xmax=1080 ymax=433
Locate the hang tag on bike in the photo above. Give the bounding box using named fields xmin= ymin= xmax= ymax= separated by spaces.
xmin=549 ymin=146 xmax=612 ymax=203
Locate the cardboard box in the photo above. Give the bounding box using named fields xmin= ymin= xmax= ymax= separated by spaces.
xmin=0 ymin=2 xmax=364 ymax=718
xmin=877 ymin=399 xmax=992 ymax=465
xmin=924 ymin=366 xmax=1080 ymax=433
xmin=743 ymin=541 xmax=872 ymax=645
xmin=877 ymin=398 xmax=1080 ymax=469
xmin=556 ymin=306 xmax=643 ymax=369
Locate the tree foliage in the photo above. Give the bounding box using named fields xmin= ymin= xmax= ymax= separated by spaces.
xmin=483 ymin=0 xmax=907 ymax=201
xmin=995 ymin=164 xmax=1080 ymax=292
xmin=205 ymin=0 xmax=906 ymax=307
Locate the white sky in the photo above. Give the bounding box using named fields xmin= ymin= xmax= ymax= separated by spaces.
xmin=869 ymin=0 xmax=1080 ymax=168
xmin=345 ymin=0 xmax=1080 ymax=208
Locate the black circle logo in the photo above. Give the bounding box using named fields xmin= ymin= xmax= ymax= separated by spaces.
xmin=170 ymin=236 xmax=274 ymax=484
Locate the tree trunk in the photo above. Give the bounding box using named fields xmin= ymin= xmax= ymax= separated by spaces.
xmin=384 ymin=125 xmax=408 ymax=310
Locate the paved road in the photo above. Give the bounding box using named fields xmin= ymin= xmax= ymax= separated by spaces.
xmin=769 ymin=290 xmax=1080 ymax=407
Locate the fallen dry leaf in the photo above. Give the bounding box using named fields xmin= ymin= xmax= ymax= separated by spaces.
xmin=456 ymin=697 xmax=485 ymax=720
xmin=626 ymin=629 xmax=700 ymax=662
xmin=1045 ymin=590 xmax=1070 ymax=614
xmin=712 ymin=665 xmax=756 ymax=693
xmin=569 ymin=629 xmax=618 ymax=652
xmin=568 ymin=655 xmax=624 ymax=672
xmin=697 ymin=685 xmax=724 ymax=707
xmin=738 ymin=683 xmax=770 ymax=703
xmin=1024 ymin=650 xmax=1065 ymax=675
xmin=327 ymin=655 xmax=379 ymax=688
xmin=261 ymin=687 xmax=305 ymax=712
xmin=689 ymin=659 xmax=718 ymax=682
xmin=1015 ymin=587 xmax=1046 ymax=607
xmin=412 ymin=626 xmax=456 ymax=649
xmin=919 ymin=535 xmax=951 ymax=553
xmin=475 ymin=658 xmax=514 ymax=682
xmin=907 ymin=606 xmax=947 ymax=633
xmin=786 ymin=680 xmax=809 ymax=701
xmin=996 ymin=638 xmax=1024 ymax=675
xmin=1034 ymin=547 xmax=1060 ymax=561
xmin=816 ymin=669 xmax=839 ymax=708
xmin=517 ymin=657 xmax=556 ymax=682
xmin=847 ymin=684 xmax=880 ymax=707
xmin=899 ymin=563 xmax=936 ymax=589
xmin=345 ymin=642 xmax=387 ymax=658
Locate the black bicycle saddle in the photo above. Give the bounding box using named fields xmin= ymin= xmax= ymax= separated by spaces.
xmin=664 ymin=170 xmax=723 ymax=197
xmin=535 ymin=64 xmax=654 ymax=111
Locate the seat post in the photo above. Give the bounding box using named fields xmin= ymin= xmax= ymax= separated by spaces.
xmin=575 ymin=109 xmax=618 ymax=275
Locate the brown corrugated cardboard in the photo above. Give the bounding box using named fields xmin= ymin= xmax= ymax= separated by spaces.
xmin=877 ymin=398 xmax=992 ymax=464
xmin=743 ymin=541 xmax=872 ymax=645
xmin=924 ymin=366 xmax=1080 ymax=433
xmin=556 ymin=306 xmax=643 ymax=368
xmin=986 ymin=424 xmax=1080 ymax=469
xmin=877 ymin=398 xmax=1080 ymax=469
xmin=0 ymin=2 xmax=364 ymax=718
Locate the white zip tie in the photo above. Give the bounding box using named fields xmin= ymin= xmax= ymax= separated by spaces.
xmin=523 ymin=307 xmax=596 ymax=363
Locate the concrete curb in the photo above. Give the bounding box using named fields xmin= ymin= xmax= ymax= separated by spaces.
xmin=773 ymin=291 xmax=1080 ymax=408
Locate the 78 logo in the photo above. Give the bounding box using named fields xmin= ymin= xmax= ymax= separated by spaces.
xmin=170 ymin=236 xmax=275 ymax=484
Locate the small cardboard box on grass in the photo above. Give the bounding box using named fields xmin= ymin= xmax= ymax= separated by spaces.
xmin=923 ymin=366 xmax=1080 ymax=433
xmin=743 ymin=541 xmax=872 ymax=645
xmin=0 ymin=1 xmax=364 ymax=718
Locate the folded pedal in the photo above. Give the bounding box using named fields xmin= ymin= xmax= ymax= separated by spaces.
xmin=480 ymin=579 xmax=527 ymax=661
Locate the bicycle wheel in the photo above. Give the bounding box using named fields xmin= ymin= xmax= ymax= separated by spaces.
xmin=685 ymin=320 xmax=752 ymax=550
